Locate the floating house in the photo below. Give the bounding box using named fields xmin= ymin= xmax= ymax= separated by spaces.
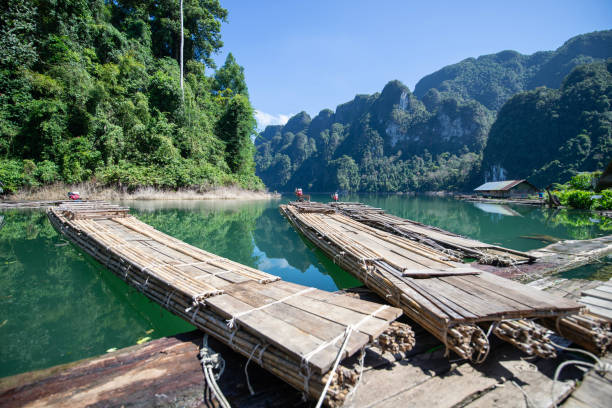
xmin=474 ymin=179 xmax=539 ymax=198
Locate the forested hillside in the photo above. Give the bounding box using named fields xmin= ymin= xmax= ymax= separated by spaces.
xmin=255 ymin=30 xmax=612 ymax=192
xmin=0 ymin=0 xmax=262 ymax=193
xmin=414 ymin=30 xmax=612 ymax=111
xmin=482 ymin=61 xmax=612 ymax=187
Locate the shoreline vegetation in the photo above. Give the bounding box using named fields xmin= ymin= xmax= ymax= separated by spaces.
xmin=1 ymin=1 xmax=265 ymax=201
xmin=2 ymin=183 xmax=279 ymax=201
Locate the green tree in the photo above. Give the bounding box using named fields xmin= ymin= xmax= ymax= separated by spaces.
xmin=217 ymin=94 xmax=256 ymax=174
xmin=213 ymin=52 xmax=249 ymax=96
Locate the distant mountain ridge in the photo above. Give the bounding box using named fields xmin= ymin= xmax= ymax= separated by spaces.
xmin=255 ymin=30 xmax=612 ymax=192
xmin=414 ymin=30 xmax=612 ymax=111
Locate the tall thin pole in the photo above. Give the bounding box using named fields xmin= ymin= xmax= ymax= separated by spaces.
xmin=180 ymin=0 xmax=184 ymax=102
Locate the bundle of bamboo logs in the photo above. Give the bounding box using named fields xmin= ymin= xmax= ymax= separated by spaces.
xmin=329 ymin=202 xmax=535 ymax=266
xmin=280 ymin=202 xmax=612 ymax=363
xmin=324 ymin=202 xmax=612 ymax=356
xmin=540 ymin=312 xmax=611 ymax=355
xmin=47 ymin=204 xmax=411 ymax=407
xmin=280 ymin=203 xmax=491 ymax=362
xmin=492 ymin=320 xmax=557 ymax=358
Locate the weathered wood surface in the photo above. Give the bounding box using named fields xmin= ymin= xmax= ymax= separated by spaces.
xmin=0 ymin=200 xmax=97 ymax=210
xmin=0 ymin=331 xmax=304 ymax=408
xmin=561 ymin=354 xmax=612 ymax=408
xmin=474 ymin=234 xmax=612 ymax=281
xmin=280 ymin=202 xmax=612 ymax=361
xmin=281 ymin=203 xmax=582 ymax=353
xmin=46 ymin=202 xmax=409 ymax=406
xmin=3 ymin=285 xmax=600 ymax=408
xmin=580 ymin=279 xmax=612 ymax=321
xmin=329 ymin=201 xmax=535 ymax=265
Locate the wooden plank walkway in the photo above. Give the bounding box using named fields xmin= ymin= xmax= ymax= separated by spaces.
xmin=280 ymin=201 xmax=612 ymax=362
xmin=47 ymin=202 xmax=411 ymax=407
xmin=580 ymin=278 xmax=612 ymax=321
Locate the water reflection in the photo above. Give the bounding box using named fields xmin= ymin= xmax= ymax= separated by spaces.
xmin=1 ymin=195 xmax=610 ymax=378
xmin=473 ymin=203 xmax=522 ymax=217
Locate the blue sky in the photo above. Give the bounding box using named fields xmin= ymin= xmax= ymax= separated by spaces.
xmin=212 ymin=0 xmax=612 ymax=129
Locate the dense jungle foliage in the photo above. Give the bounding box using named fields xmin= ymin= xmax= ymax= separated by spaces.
xmin=552 ymin=172 xmax=612 ymax=210
xmin=0 ymin=0 xmax=262 ymax=193
xmin=483 ymin=61 xmax=612 ymax=187
xmin=256 ymin=31 xmax=611 ymax=193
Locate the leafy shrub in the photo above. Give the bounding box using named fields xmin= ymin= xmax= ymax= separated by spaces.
xmin=0 ymin=160 xmax=25 ymax=193
xmin=565 ymin=190 xmax=593 ymax=209
xmin=569 ymin=173 xmax=595 ymax=190
xmin=34 ymin=160 xmax=60 ymax=183
xmin=593 ymin=190 xmax=612 ymax=210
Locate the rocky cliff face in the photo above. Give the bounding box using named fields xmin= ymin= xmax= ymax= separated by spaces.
xmin=256 ymin=30 xmax=612 ymax=192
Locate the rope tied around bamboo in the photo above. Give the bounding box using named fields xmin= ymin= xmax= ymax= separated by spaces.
xmin=46 ymin=203 xmax=415 ymax=407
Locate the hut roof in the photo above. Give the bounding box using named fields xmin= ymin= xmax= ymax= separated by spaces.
xmin=474 ymin=179 xmax=537 ymax=192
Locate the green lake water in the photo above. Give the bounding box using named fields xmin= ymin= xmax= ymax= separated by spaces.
xmin=1 ymin=195 xmax=611 ymax=378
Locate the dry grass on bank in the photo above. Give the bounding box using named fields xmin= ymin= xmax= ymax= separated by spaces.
xmin=7 ymin=183 xmax=280 ymax=201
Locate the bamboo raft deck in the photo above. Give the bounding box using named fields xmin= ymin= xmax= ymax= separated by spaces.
xmin=281 ymin=201 xmax=612 ymax=361
xmin=47 ymin=202 xmax=413 ymax=407
xmin=328 ymin=201 xmax=535 ymax=265
xmin=580 ymin=278 xmax=612 ymax=321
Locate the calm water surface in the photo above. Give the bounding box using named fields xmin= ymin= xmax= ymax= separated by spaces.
xmin=1 ymin=195 xmax=611 ymax=377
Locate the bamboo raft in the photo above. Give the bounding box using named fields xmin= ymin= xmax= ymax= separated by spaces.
xmin=328 ymin=202 xmax=612 ymax=354
xmin=328 ymin=201 xmax=535 ymax=266
xmin=47 ymin=202 xmax=414 ymax=407
xmin=280 ymin=202 xmax=612 ymax=361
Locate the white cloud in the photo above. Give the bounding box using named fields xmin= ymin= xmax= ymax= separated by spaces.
xmin=255 ymin=110 xmax=291 ymax=130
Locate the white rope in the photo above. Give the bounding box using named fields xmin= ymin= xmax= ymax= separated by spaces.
xmin=124 ymin=264 xmax=132 ymax=280
xmin=301 ymin=304 xmax=389 ymax=365
xmin=511 ymin=380 xmax=536 ymax=408
xmin=300 ymin=304 xmax=389 ymax=401
xmin=190 ymin=304 xmax=200 ymax=323
xmin=226 ymin=288 xmax=316 ymax=329
xmin=228 ymin=326 xmax=238 ymax=348
xmin=257 ymin=343 xmax=270 ymax=365
xmin=200 ymin=335 xmax=230 ymax=408
xmin=315 ymin=326 xmax=353 ymax=408
xmin=486 ymin=321 xmax=498 ymax=338
xmin=549 ymin=338 xmax=612 ymax=408
xmin=244 ymin=344 xmax=261 ymax=395
xmin=165 ymin=290 xmax=176 ymax=307
xmin=345 ymin=347 xmax=367 ymax=402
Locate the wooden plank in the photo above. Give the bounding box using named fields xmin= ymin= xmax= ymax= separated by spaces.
xmin=453 ymin=275 xmax=558 ymax=312
xmin=205 ymin=294 xmax=338 ymax=372
xmin=441 ymin=276 xmax=525 ymax=313
xmin=579 ymin=296 xmax=612 ymax=310
xmin=225 ymin=284 xmax=370 ymax=356
xmin=404 ymin=278 xmax=484 ymax=319
xmin=593 ymin=284 xmax=612 ymax=294
xmin=272 ymin=280 xmax=401 ymax=321
xmin=348 ymin=351 xmax=452 ymax=407
xmin=583 ymin=304 xmax=612 ymax=320
xmin=582 ymin=289 xmax=612 ymax=301
xmin=374 ymin=362 xmax=498 ymax=408
xmin=563 ymin=398 xmax=596 ymax=408
xmin=465 ymin=358 xmax=575 ymax=408
xmin=569 ymin=371 xmax=612 ymax=408
xmin=468 ymin=272 xmax=581 ymax=311
xmin=248 ymin=284 xmax=393 ymax=340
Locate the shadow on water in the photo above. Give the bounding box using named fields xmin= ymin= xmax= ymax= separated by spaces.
xmin=0 ymin=195 xmax=610 ymax=377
